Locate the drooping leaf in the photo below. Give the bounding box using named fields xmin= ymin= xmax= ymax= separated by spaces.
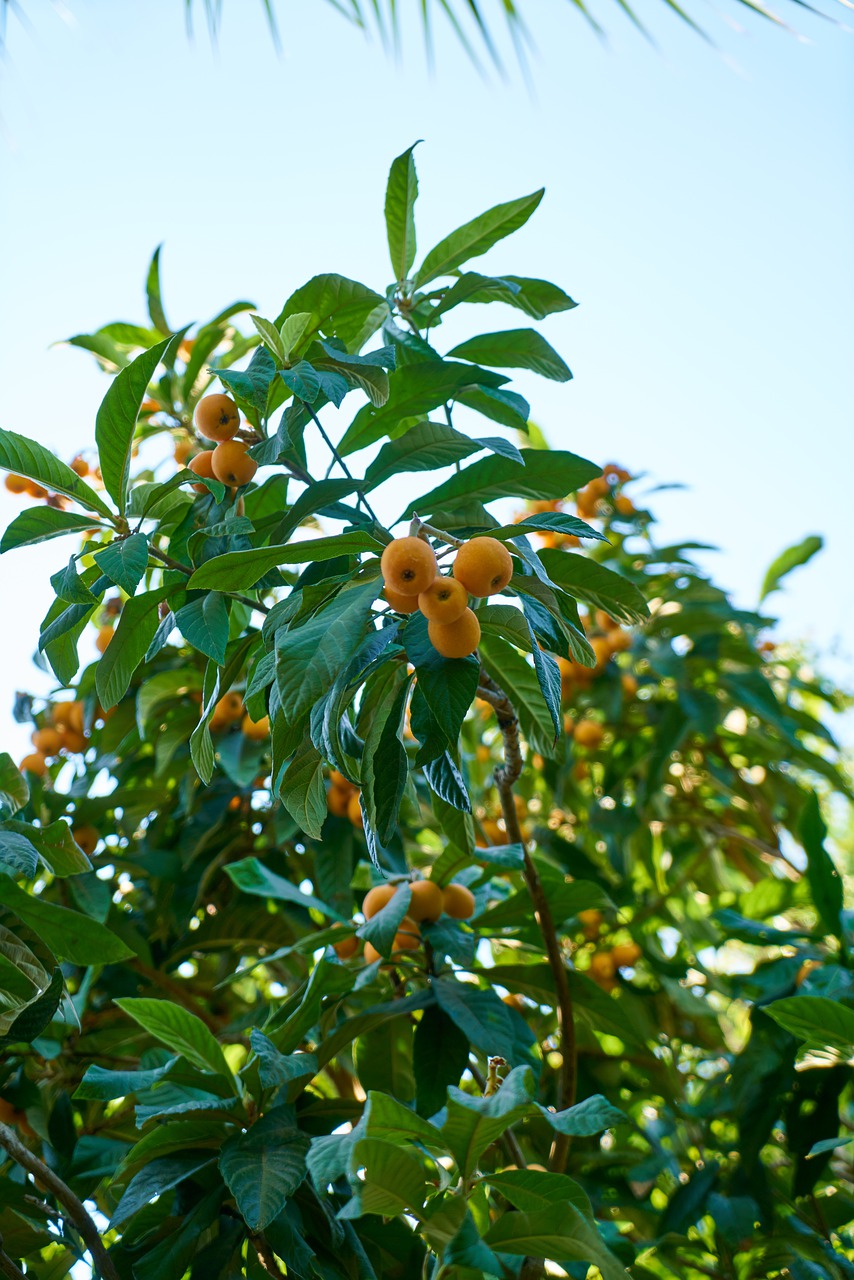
xmin=1 ymin=506 xmax=107 ymax=553
xmin=0 ymin=429 xmax=113 ymax=518
xmin=401 ymin=449 xmax=600 ymax=519
xmin=799 ymin=793 xmax=843 ymax=938
xmin=413 ymin=1005 xmax=471 ymax=1119
xmin=225 ymin=857 xmax=344 ymax=921
xmin=0 ymin=877 xmax=133 ymax=965
xmin=0 ymin=831 xmax=39 ymax=880
xmin=760 ymin=534 xmax=823 ymax=602
xmin=93 ymin=533 xmax=150 ymax=596
xmin=0 ymin=755 xmax=29 ymax=817
xmin=539 ymin=549 xmax=648 ymax=625
xmin=188 ymin=532 xmax=383 ymax=592
xmin=278 ymin=736 xmax=327 ymax=840
xmin=449 ymin=328 xmax=572 ymax=381
xmin=95 ymin=582 xmax=176 ymax=709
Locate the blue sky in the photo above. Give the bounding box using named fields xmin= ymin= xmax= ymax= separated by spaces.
xmin=0 ymin=0 xmax=852 ymax=752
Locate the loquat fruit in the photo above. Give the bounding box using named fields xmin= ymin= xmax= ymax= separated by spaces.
xmin=383 ymin=585 xmax=420 ymax=614
xmin=331 ymin=925 xmax=361 ymax=961
xmin=70 ymin=456 xmax=89 ymax=477
xmin=327 ymin=786 xmax=351 ymax=817
xmin=329 ymin=769 xmax=356 ymax=791
xmin=614 ymin=496 xmax=635 ymax=516
xmin=380 ymin=536 xmax=437 ymax=597
xmin=364 ymin=942 xmax=382 ymax=966
xmin=392 ymin=916 xmax=421 ymax=951
xmin=428 ymin=608 xmax=481 ymax=659
xmin=407 ymin=878 xmax=444 ymax=924
xmin=188 ymin=450 xmax=217 ymax=493
xmin=195 ymin=393 xmax=240 ymax=442
xmin=453 ymin=536 xmax=513 ymax=597
xmin=72 ymin=825 xmax=99 ymax=857
xmin=595 ymin=610 xmax=616 ymax=631
xmin=31 ymin=727 xmax=62 ymax=757
xmin=20 ymin=752 xmax=47 ymax=777
xmin=418 ymin=576 xmax=468 ymax=624
xmin=95 ymin=626 xmax=113 ymax=654
xmin=607 ymin=628 xmax=632 ymax=654
xmin=4 ymin=474 xmax=29 ymax=495
xmin=589 ymin=951 xmax=617 ymax=985
xmin=53 ymin=702 xmax=84 ymax=733
xmin=442 ymin=883 xmax=476 ymax=920
xmin=574 ymin=720 xmax=604 ymax=750
xmin=59 ymin=728 xmax=87 ymax=755
xmin=590 ymin=635 xmax=612 ymax=674
xmin=211 ymin=440 xmax=257 ymax=487
xmin=241 ymin=713 xmax=270 ymax=741
xmin=611 ymin=942 xmax=642 ymax=968
xmin=27 ymin=481 xmax=48 ymax=499
xmin=174 ymin=437 xmax=195 ymax=466
xmin=621 ymin=672 xmax=638 ymax=697
xmin=363 ymin=883 xmax=397 ymax=919
xmin=578 ymin=909 xmax=602 ymax=939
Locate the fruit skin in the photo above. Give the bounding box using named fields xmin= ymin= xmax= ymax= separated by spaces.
xmin=574 ymin=720 xmax=604 ymax=750
xmin=20 ymin=752 xmax=47 ymax=777
xmin=331 ymin=925 xmax=361 ymax=961
xmin=210 ymin=692 xmax=244 ymax=731
xmin=621 ymin=673 xmax=638 ymax=697
xmin=327 ymin=786 xmax=351 ymax=817
xmin=32 ymin=727 xmax=62 ymax=756
xmin=95 ymin=626 xmax=113 ymax=654
xmin=380 ymin=537 xmax=437 ymax=597
xmin=70 ymin=456 xmax=89 ymax=477
xmin=364 ymin=942 xmax=382 ymax=966
xmin=59 ymin=729 xmax=87 ymax=755
xmin=407 ymin=879 xmax=445 ymax=923
xmin=578 ymin=908 xmax=602 ymax=939
xmin=611 ymin=942 xmax=642 ymax=968
xmin=195 ymin=393 xmax=240 ymax=442
xmin=363 ymin=883 xmax=397 ymax=919
xmin=453 ymin=536 xmax=513 ymax=597
xmin=607 ymin=628 xmax=632 ymax=654
xmin=188 ymin=450 xmax=216 ymax=493
xmin=53 ymin=701 xmax=84 ymax=733
xmin=4 ymin=474 xmax=30 ymax=494
xmin=211 ymin=441 xmax=258 ymax=487
xmin=589 ymin=635 xmax=612 ymax=674
xmin=418 ymin=576 xmax=468 ymax=624
xmin=383 ymin=586 xmax=420 ymax=614
xmin=428 ymin=608 xmax=481 ymax=659
xmin=442 ymin=883 xmax=476 ymax=920
xmin=241 ymin=713 xmax=269 ymax=741
xmin=589 ymin=951 xmax=617 ymax=985
xmin=73 ymin=825 xmax=99 ymax=857
xmin=392 ymin=916 xmax=421 ymax=951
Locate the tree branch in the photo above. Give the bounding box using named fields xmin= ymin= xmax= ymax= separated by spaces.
xmin=478 ymin=671 xmax=577 ymax=1173
xmin=0 ymin=1122 xmax=120 ymax=1280
xmin=250 ymin=1232 xmax=286 ymax=1277
xmin=148 ymin=545 xmax=270 ymax=615
xmin=0 ymin=1243 xmax=27 ymax=1280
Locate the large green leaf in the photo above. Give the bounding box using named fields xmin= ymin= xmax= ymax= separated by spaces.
xmin=225 ymin=857 xmax=344 ymax=920
xmin=799 ymin=794 xmax=843 ymax=938
xmin=764 ymin=996 xmax=854 ymax=1067
xmin=357 ymin=883 xmax=413 ymax=957
xmin=0 ymin=831 xmax=38 ymax=879
xmin=448 ymin=328 xmax=571 ymax=381
xmin=111 ymin=1153 xmax=215 ymax=1229
xmin=760 ymin=534 xmax=823 ymax=602
xmin=95 ymin=582 xmax=175 ymax=709
xmin=115 ymin=997 xmax=235 ymax=1085
xmin=539 ymin=549 xmax=648 ymax=625
xmin=278 ymin=736 xmax=327 ymax=839
xmin=188 ymin=532 xmax=383 ymax=592
xmin=1 ymin=819 xmax=91 ymax=877
xmin=175 ymin=593 xmax=230 ymax=665
xmin=145 ymin=243 xmax=171 ymax=335
xmin=429 ymin=273 xmax=577 ymax=322
xmin=0 ymin=755 xmax=29 ymax=817
xmin=355 ymin=1018 xmax=415 ymax=1102
xmin=403 ymin=612 xmax=479 ymax=751
xmin=361 ymin=667 xmax=410 ymax=845
xmin=401 ymin=448 xmax=599 ymax=518
xmin=0 ymin=429 xmax=113 ymax=518
xmin=385 ymin=143 xmax=420 ymax=281
xmin=1 ymin=506 xmax=107 ymax=553
xmin=0 ymin=877 xmax=133 ymax=965
xmin=95 ymin=333 xmax=182 ymax=512
xmin=93 ymin=533 xmax=150 ymax=596
xmin=219 ymin=1107 xmax=310 ymax=1230
xmin=351 ymin=1138 xmax=427 ymax=1217
xmin=413 ymin=1005 xmax=471 ymax=1120
xmin=414 ymin=189 xmax=544 ymax=287
xmin=484 ymin=1205 xmax=629 ymax=1280
xmin=0 ymin=967 xmax=64 ymax=1049
xmin=274 ymin=274 xmax=386 ymax=351
xmin=363 ymin=419 xmax=483 ymax=489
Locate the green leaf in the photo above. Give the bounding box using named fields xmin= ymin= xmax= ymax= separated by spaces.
xmin=216 ymin=346 xmax=277 ymax=415
xmin=385 ymin=142 xmax=420 ymax=281
xmin=434 ymin=979 xmax=517 ymax=1069
xmin=275 ymin=579 xmax=380 ymax=725
xmin=1 ymin=506 xmax=106 ymax=553
xmin=403 ymin=613 xmax=479 ymax=751
xmin=361 ymin=668 xmax=410 ymax=845
xmin=0 ymin=968 xmax=64 ymax=1049
xmin=444 ymin=1212 xmax=503 ymax=1274
xmin=188 ymin=532 xmax=383 ymax=592
xmin=764 ymin=996 xmax=854 ymax=1067
xmin=430 ymin=273 xmax=577 ymax=322
xmin=355 ymin=1018 xmax=415 ymax=1102
xmin=449 ymin=328 xmax=571 ymax=381
xmin=111 ymin=1153 xmax=215 ymax=1228
xmin=351 ymin=1138 xmax=427 ymax=1217
xmin=484 ymin=1168 xmax=592 ymax=1216
xmin=175 ymin=592 xmax=230 ymax=665
xmin=539 ymin=549 xmax=648 ymax=625
xmin=225 ymin=857 xmax=344 ymax=920
xmin=74 ymin=1062 xmax=173 ymax=1101
xmin=146 ymin=244 xmax=171 ymax=335
xmin=251 ymin=313 xmax=286 ymax=362
xmin=546 ymin=1093 xmax=627 ymax=1136
xmin=0 ymin=831 xmax=38 ymax=879
xmin=484 ymin=1205 xmax=629 ymax=1280
xmin=51 ymin=557 xmax=99 ymax=605
xmin=0 ymin=429 xmax=113 ymax=518
xmin=799 ymin=794 xmax=843 ymax=938
xmin=95 ymin=582 xmax=175 ymax=709
xmin=249 ymin=1030 xmax=318 ymax=1091
xmin=274 ymin=274 xmax=387 ymax=352
xmin=478 ymin=634 xmax=555 ymax=753
xmin=0 ymin=755 xmax=29 ymax=816
xmin=401 ymin=449 xmax=600 ymax=519
xmin=414 ymin=189 xmax=544 ymax=287
xmin=95 ymin=333 xmax=182 ymax=512
xmin=439 ymin=1062 xmax=535 ymax=1177
xmin=489 ymin=510 xmax=606 ymax=543
xmin=456 ymin=385 xmax=530 ymax=430
xmin=414 ymin=1005 xmax=471 ymax=1119
xmin=0 ymin=877 xmax=133 ymax=965
xmin=279 ymin=361 xmax=321 ymax=402
xmin=115 ymin=997 xmax=234 ymax=1084
xmin=1 ymin=819 xmax=91 ymax=876
xmin=278 ymin=736 xmax=327 ymax=840
xmin=364 ymin=420 xmax=483 ymax=490
xmin=339 ymin=361 xmax=507 ymax=456
xmin=760 ymin=534 xmax=823 ymax=602
xmin=219 ymin=1107 xmax=310 ymax=1231
xmin=93 ymin=533 xmax=149 ymax=595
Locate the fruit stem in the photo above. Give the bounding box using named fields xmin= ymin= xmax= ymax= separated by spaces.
xmin=296 ymin=398 xmax=382 ymax=526
xmin=407 ymin=514 xmax=465 ymax=549
xmin=477 ymin=669 xmax=577 ymax=1174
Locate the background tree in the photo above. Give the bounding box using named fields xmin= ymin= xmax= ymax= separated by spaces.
xmin=0 ymin=148 xmax=851 ymax=1280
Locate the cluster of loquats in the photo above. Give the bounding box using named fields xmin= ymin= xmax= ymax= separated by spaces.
xmin=331 ymin=874 xmax=476 ymax=967
xmin=4 ymin=453 xmax=103 ymax=509
xmin=380 ymin=532 xmax=514 ymax=658
xmin=19 ymin=699 xmax=91 ymax=777
xmin=577 ymin=910 xmax=642 ymax=990
xmin=209 ymin=689 xmax=269 ymax=741
xmin=186 ymin=393 xmax=258 ymax=492
xmin=325 ymin=770 xmax=365 ymax=828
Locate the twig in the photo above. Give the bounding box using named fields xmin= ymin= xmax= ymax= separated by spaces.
xmin=298 ymin=399 xmax=381 ymax=525
xmin=407 ymin=514 xmax=465 ymax=548
xmin=148 ymin=545 xmax=270 ymax=615
xmin=478 ymin=671 xmax=577 ymax=1174
xmin=250 ymin=1232 xmax=286 ymax=1277
xmin=0 ymin=1243 xmax=27 ymax=1280
xmin=0 ymin=1122 xmax=120 ymax=1280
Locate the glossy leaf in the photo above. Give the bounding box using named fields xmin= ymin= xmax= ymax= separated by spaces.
xmin=219 ymin=1107 xmax=310 ymax=1230
xmin=401 ymin=448 xmax=599 ymax=518
xmin=385 ymin=143 xmax=420 ymax=280
xmin=0 ymin=429 xmax=113 ymax=518
xmin=449 ymin=327 xmax=572 ymax=380
xmin=414 ymin=189 xmax=544 ymax=287
xmin=115 ymin=997 xmax=234 ymax=1083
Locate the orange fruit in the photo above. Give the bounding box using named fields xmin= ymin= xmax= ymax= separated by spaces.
xmin=574 ymin=720 xmax=604 ymax=750
xmin=20 ymin=752 xmax=47 ymax=777
xmin=589 ymin=951 xmax=616 ymax=985
xmin=4 ymin=474 xmax=30 ymax=494
xmin=95 ymin=626 xmax=113 ymax=654
xmin=380 ymin=537 xmax=437 ymax=597
xmin=72 ymin=826 xmax=99 ymax=857
xmin=363 ymin=883 xmax=396 ymax=919
xmin=241 ymin=713 xmax=269 ymax=741
xmin=188 ymin=450 xmax=217 ymax=492
xmin=391 ymin=916 xmax=421 ymax=951
xmin=428 ymin=608 xmax=481 ymax=659
xmin=453 ymin=537 xmax=513 ymax=597
xmin=331 ymin=925 xmax=361 ymax=961
xmin=211 ymin=441 xmax=257 ymax=487
xmin=442 ymin=883 xmax=475 ymax=920
xmin=31 ymin=727 xmax=62 ymax=756
xmin=418 ymin=576 xmax=468 ymax=624
xmin=195 ymin=393 xmax=240 ymax=442
xmin=611 ymin=942 xmax=642 ymax=968
xmin=407 ymin=879 xmax=444 ymax=924
xmin=382 ymin=586 xmax=420 ymax=614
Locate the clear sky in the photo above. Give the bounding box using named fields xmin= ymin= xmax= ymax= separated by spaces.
xmin=0 ymin=0 xmax=852 ymax=755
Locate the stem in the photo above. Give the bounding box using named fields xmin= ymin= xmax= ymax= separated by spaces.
xmin=250 ymin=1233 xmax=286 ymax=1277
xmin=0 ymin=1122 xmax=121 ymax=1280
xmin=407 ymin=514 xmax=465 ymax=549
xmin=148 ymin=546 xmax=270 ymax=616
xmin=468 ymin=1060 xmax=527 ymax=1169
xmin=298 ymin=399 xmax=381 ymax=525
xmin=0 ymin=1245 xmax=27 ymax=1280
xmin=477 ymin=671 xmax=577 ymax=1173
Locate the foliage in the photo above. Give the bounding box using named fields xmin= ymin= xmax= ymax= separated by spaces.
xmin=0 ymin=147 xmax=852 ymax=1280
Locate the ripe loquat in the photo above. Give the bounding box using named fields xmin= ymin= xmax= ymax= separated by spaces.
xmin=418 ymin=576 xmax=468 ymax=624
xmin=383 ymin=585 xmax=420 ymax=614
xmin=73 ymin=825 xmax=99 ymax=857
xmin=442 ymin=883 xmax=476 ymax=920
xmin=407 ymin=878 xmax=444 ymax=923
xmin=95 ymin=626 xmax=113 ymax=654
xmin=53 ymin=702 xmax=85 ymax=733
xmin=453 ymin=536 xmax=513 ymax=597
xmin=331 ymin=925 xmax=361 ymax=961
xmin=607 ymin=628 xmax=632 ymax=654
xmin=578 ymin=908 xmax=602 ymax=939
xmin=195 ymin=393 xmax=240 ymax=442
xmin=428 ymin=608 xmax=481 ymax=659
xmin=574 ymin=720 xmax=604 ymax=750
xmin=188 ymin=450 xmax=217 ymax=493
xmin=4 ymin=474 xmax=29 ymax=495
xmin=20 ymin=752 xmax=47 ymax=777
xmin=589 ymin=951 xmax=617 ymax=985
xmin=211 ymin=441 xmax=257 ymax=487
xmin=31 ymin=727 xmax=62 ymax=757
xmin=380 ymin=536 xmax=437 ymax=597
xmin=392 ymin=916 xmax=421 ymax=951
xmin=241 ymin=713 xmax=269 ymax=741
xmin=327 ymin=786 xmax=351 ymax=817
xmin=611 ymin=942 xmax=642 ymax=968
xmin=70 ymin=456 xmax=89 ymax=477
xmin=621 ymin=672 xmax=638 ymax=697
xmin=363 ymin=883 xmax=397 ymax=919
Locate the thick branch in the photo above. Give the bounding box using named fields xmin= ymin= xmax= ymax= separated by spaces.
xmin=0 ymin=1122 xmax=120 ymax=1280
xmin=0 ymin=1245 xmax=27 ymax=1280
xmin=250 ymin=1233 xmax=286 ymax=1277
xmin=478 ymin=672 xmax=577 ymax=1173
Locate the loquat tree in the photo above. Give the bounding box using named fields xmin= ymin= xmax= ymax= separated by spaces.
xmin=0 ymin=146 xmax=851 ymax=1280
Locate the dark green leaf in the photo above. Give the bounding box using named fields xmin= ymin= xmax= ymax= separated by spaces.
xmin=0 ymin=831 xmax=38 ymax=879
xmin=0 ymin=755 xmax=29 ymax=816
xmin=539 ymin=549 xmax=648 ymax=625
xmin=115 ymin=997 xmax=234 ymax=1083
xmin=799 ymin=793 xmax=843 ymax=937
xmin=188 ymin=532 xmax=383 ymax=592
xmin=146 ymin=244 xmax=171 ymax=335
xmin=449 ymin=328 xmax=571 ymax=381
xmin=225 ymin=857 xmax=343 ymax=920
xmin=0 ymin=429 xmax=113 ymax=518
xmin=0 ymin=877 xmax=133 ymax=965
xmin=176 ymin=593 xmax=230 ymax=665
xmin=93 ymin=533 xmax=149 ymax=595
xmin=385 ymin=143 xmax=420 ymax=281
xmin=219 ymin=1107 xmax=310 ymax=1231
xmin=278 ymin=736 xmax=327 ymax=840
xmin=1 ymin=506 xmax=106 ymax=553
xmin=95 ymin=582 xmax=175 ymax=709
xmin=764 ymin=996 xmax=854 ymax=1067
xmin=414 ymin=1005 xmax=471 ymax=1119
xmin=401 ymin=448 xmax=600 ymax=518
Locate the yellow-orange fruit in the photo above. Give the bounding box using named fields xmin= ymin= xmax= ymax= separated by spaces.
xmin=31 ymin=727 xmax=62 ymax=756
xmin=188 ymin=450 xmax=217 ymax=493
xmin=453 ymin=537 xmax=513 ymax=597
xmin=363 ymin=883 xmax=396 ymax=919
xmin=796 ymin=958 xmax=822 ymax=986
xmin=442 ymin=883 xmax=475 ymax=920
xmin=27 ymin=481 xmax=48 ymax=499
xmin=241 ymin=713 xmax=270 ymax=741
xmin=195 ymin=393 xmax=240 ymax=442
xmin=614 ymin=495 xmax=635 ymax=516
xmin=327 ymin=786 xmax=351 ymax=817
xmin=392 ymin=916 xmax=421 ymax=951
xmin=574 ymin=720 xmax=604 ymax=750
xmin=587 ymin=477 xmax=610 ymax=499
xmin=58 ymin=728 xmax=87 ymax=755
xmin=481 ymin=818 xmax=504 ymax=845
xmin=502 ymin=993 xmax=525 ymax=1012
xmin=70 ymin=456 xmax=89 ymax=477
xmin=380 ymin=537 xmax=437 ymax=597
xmin=364 ymin=942 xmax=382 ymax=966
xmin=595 ymin=610 xmax=616 ymax=631
xmin=578 ymin=909 xmax=602 ymax=939
xmin=331 ymin=925 xmax=361 ymax=961
xmin=407 ymin=879 xmax=444 ymax=924
xmin=211 ymin=441 xmax=257 ymax=487
xmin=589 ymin=636 xmax=612 ymax=674
xmin=329 ymin=769 xmax=355 ymax=792
xmin=418 ymin=576 xmax=468 ymax=624
xmin=218 ymin=692 xmax=244 ymax=722
xmin=383 ymin=585 xmax=421 ymax=614
xmin=53 ymin=702 xmax=85 ymax=733
xmin=20 ymin=752 xmax=47 ymax=777
xmin=621 ymin=672 xmax=638 ymax=697
xmin=4 ymin=474 xmax=29 ymax=494
xmin=607 ymin=628 xmax=632 ymax=653
xmin=611 ymin=942 xmax=642 ymax=968
xmin=589 ymin=951 xmax=617 ymax=984
xmin=174 ymin=437 xmax=195 ymax=465
xmin=428 ymin=608 xmax=481 ymax=659
xmin=476 ymin=744 xmax=490 ymax=764
xmin=95 ymin=626 xmax=113 ymax=654
xmin=73 ymin=825 xmax=99 ymax=856
xmin=347 ymin=791 xmax=364 ymax=828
